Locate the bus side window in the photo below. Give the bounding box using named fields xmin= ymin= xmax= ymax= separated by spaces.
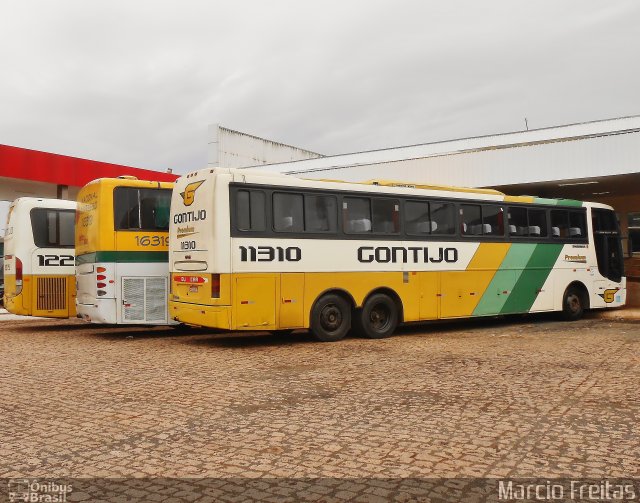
xmin=343 ymin=197 xmax=371 ymax=233
xmin=483 ymin=205 xmax=504 ymax=236
xmin=461 ymin=204 xmax=482 ymax=235
xmin=405 ymin=201 xmax=431 ymax=235
xmin=431 ymin=202 xmax=455 ymax=235
xmin=527 ymin=209 xmax=548 ymax=237
xmin=304 ymin=195 xmax=337 ymax=233
xmin=569 ymin=210 xmax=586 ymax=238
xmin=550 ymin=210 xmax=568 ymax=238
xmin=372 ymin=198 xmax=400 ymax=234
xmin=236 ymin=190 xmax=266 ymax=232
xmin=508 ymin=207 xmax=528 ymax=237
xmin=273 ymin=193 xmax=304 ymax=232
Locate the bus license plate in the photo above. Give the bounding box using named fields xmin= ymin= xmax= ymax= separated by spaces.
xmin=189 ymin=285 xmax=199 ymax=293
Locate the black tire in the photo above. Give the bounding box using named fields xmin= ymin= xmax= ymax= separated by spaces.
xmin=310 ymin=294 xmax=351 ymax=342
xmin=562 ymin=285 xmax=585 ymax=321
xmin=358 ymin=293 xmax=399 ymax=339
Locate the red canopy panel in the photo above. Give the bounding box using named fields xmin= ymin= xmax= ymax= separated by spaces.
xmin=0 ymin=144 xmax=179 ymax=187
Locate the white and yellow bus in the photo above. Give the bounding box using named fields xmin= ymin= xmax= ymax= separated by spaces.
xmin=3 ymin=197 xmax=77 ymax=318
xmin=75 ymin=177 xmax=175 ymax=325
xmin=168 ymin=168 xmax=625 ymax=341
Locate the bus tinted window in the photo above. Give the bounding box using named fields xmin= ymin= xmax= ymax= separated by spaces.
xmin=305 ymin=195 xmax=337 ymax=233
xmin=372 ymin=199 xmax=400 ymax=234
xmin=569 ymin=210 xmax=587 ymax=238
xmin=528 ymin=209 xmax=547 ymax=237
xmin=344 ymin=197 xmax=372 ymax=233
xmin=405 ymin=201 xmax=431 ymax=235
xmin=461 ymin=204 xmax=482 ymax=235
xmin=591 ymin=208 xmax=617 ymax=232
xmin=236 ymin=191 xmax=250 ymax=230
xmin=273 ymin=193 xmax=304 ymax=232
xmin=31 ymin=209 xmax=75 ymax=248
xmin=483 ymin=206 xmax=504 ymax=236
xmin=431 ymin=202 xmax=455 ymax=235
xmin=142 ymin=189 xmax=171 ymax=229
xmin=508 ymin=207 xmax=528 ymax=236
xmin=59 ymin=211 xmax=76 ymax=246
xmin=114 ymin=187 xmax=172 ymax=231
xmin=236 ymin=190 xmax=266 ymax=231
xmin=550 ymin=210 xmax=570 ymax=238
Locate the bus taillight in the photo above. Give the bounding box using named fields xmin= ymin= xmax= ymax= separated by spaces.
xmin=211 ymin=274 xmax=220 ymax=298
xmin=15 ymin=257 xmax=23 ymax=286
xmin=97 ymin=274 xmax=106 ymax=281
xmin=97 ymin=267 xmax=106 ymax=273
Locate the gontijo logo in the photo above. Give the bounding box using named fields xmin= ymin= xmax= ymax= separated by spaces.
xmin=598 ymin=287 xmax=620 ymax=303
xmin=180 ymin=180 xmax=204 ymax=206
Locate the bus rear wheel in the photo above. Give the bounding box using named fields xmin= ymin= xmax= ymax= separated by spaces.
xmin=358 ymin=293 xmax=398 ymax=339
xmin=562 ymin=285 xmax=585 ymax=321
xmin=310 ymin=294 xmax=351 ymax=342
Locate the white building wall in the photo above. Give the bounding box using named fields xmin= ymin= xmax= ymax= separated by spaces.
xmin=208 ymin=124 xmax=322 ymax=169
xmin=253 ymin=116 xmax=640 ymax=187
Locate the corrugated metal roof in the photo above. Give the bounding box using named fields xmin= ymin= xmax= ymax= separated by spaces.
xmin=252 ymin=115 xmax=640 ymax=175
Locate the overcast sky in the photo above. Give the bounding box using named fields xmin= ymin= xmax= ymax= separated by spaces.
xmin=1 ymin=0 xmax=639 ymax=176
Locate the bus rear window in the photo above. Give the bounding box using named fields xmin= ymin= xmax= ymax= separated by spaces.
xmin=114 ymin=187 xmax=172 ymax=231
xmin=31 ymin=209 xmax=75 ymax=248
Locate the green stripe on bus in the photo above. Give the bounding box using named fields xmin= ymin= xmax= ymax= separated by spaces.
xmin=532 ymin=197 xmax=582 ymax=207
xmin=555 ymin=199 xmax=583 ymax=207
xmin=499 ymin=243 xmax=564 ymax=314
xmin=533 ymin=197 xmax=558 ymax=206
xmin=473 ymin=243 xmax=537 ymax=316
xmin=76 ymin=251 xmax=168 ymax=264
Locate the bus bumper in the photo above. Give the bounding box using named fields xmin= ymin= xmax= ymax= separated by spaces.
xmin=77 ymin=299 xmax=118 ymax=324
xmin=169 ymin=301 xmax=231 ymax=329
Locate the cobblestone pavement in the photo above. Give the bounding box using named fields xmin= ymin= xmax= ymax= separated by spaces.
xmin=0 ymin=314 xmax=639 ymax=498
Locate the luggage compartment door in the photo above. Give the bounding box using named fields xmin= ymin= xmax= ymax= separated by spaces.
xmin=234 ymin=276 xmax=276 ymax=329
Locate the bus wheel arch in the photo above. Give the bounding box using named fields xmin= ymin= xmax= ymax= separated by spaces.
xmin=561 ymin=281 xmax=589 ymax=321
xmin=309 ymin=289 xmax=354 ymax=342
xmin=354 ymin=288 xmax=403 ymax=339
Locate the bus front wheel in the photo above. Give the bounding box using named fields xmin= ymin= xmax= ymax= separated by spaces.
xmin=357 ymin=293 xmax=398 ymax=339
xmin=562 ymin=285 xmax=585 ymax=321
xmin=310 ymin=294 xmax=351 ymax=342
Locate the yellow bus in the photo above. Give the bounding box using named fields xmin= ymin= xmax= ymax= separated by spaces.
xmin=168 ymin=168 xmax=625 ymax=341
xmin=3 ymin=197 xmax=77 ymax=318
xmin=75 ymin=177 xmax=175 ymax=325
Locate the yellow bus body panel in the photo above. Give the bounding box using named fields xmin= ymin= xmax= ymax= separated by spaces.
xmin=4 ymin=274 xmax=75 ymax=318
xmin=4 ymin=273 xmax=31 ymax=315
xmin=441 ymin=243 xmax=511 ymax=318
xmin=77 ymin=178 xmax=174 ymax=255
xmin=170 ymin=244 xmax=516 ymax=331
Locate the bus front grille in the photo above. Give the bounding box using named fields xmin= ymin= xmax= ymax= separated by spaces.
xmin=37 ymin=277 xmax=67 ymax=311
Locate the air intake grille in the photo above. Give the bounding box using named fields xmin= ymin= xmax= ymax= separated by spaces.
xmin=145 ymin=277 xmax=167 ymax=322
xmin=37 ymin=277 xmax=67 ymax=311
xmin=123 ymin=278 xmax=145 ymax=321
xmin=122 ymin=277 xmax=168 ymax=323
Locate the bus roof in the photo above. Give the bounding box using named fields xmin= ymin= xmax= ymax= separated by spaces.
xmin=80 ymin=177 xmax=175 ymax=191
xmin=183 ymin=167 xmax=588 ymax=206
xmin=10 ymin=197 xmax=77 ymax=210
